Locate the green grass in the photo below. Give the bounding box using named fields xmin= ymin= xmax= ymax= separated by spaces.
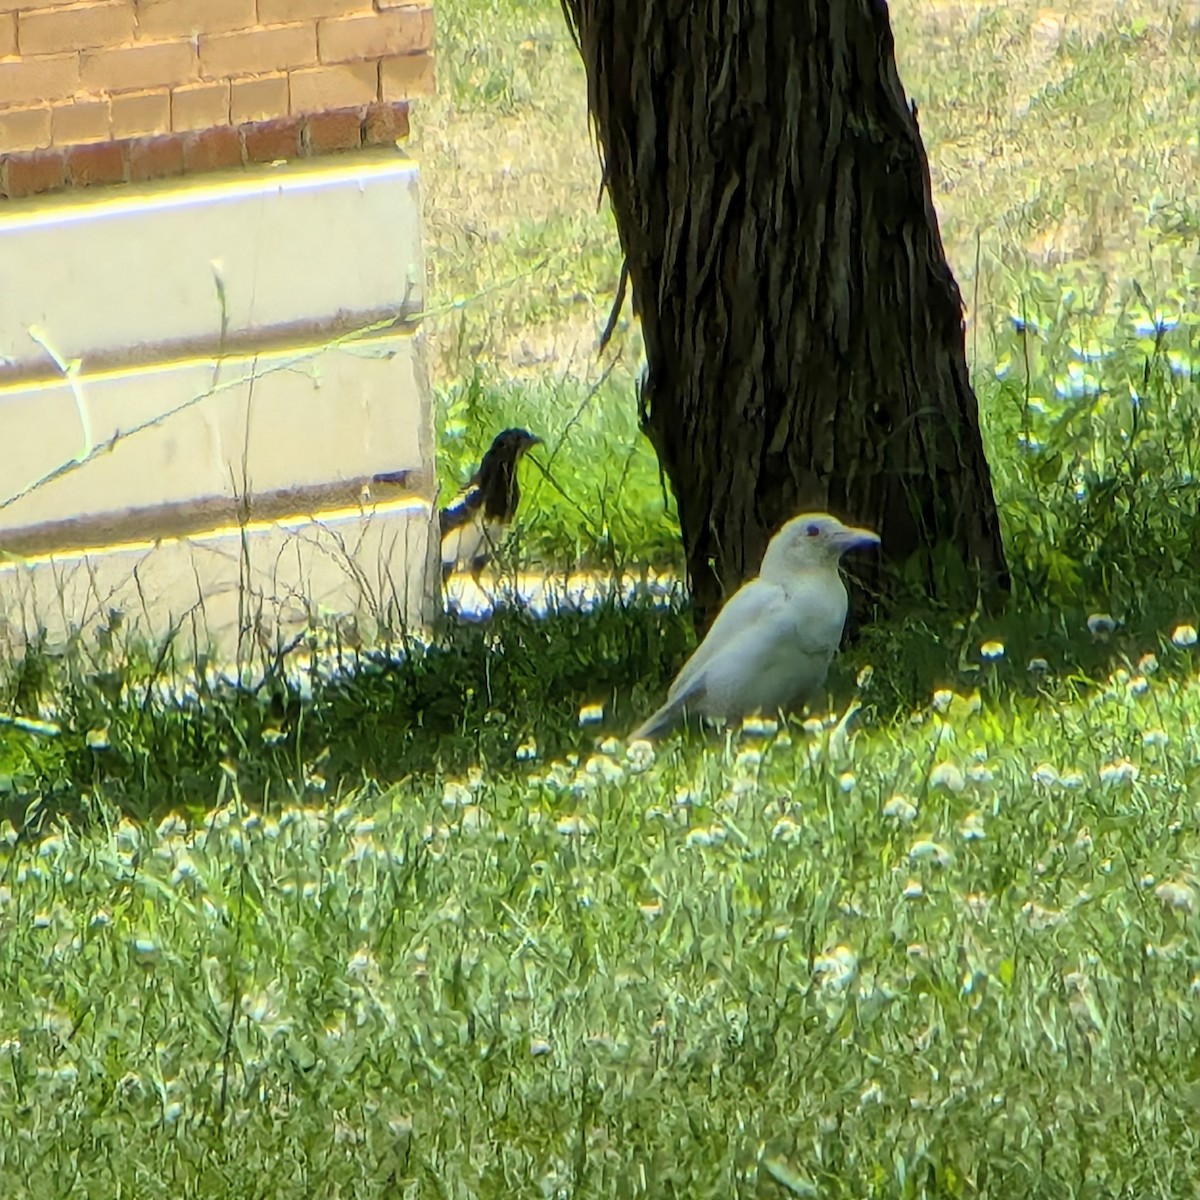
xmin=3 ymin=0 xmax=1200 ymax=1194
xmin=5 ymin=619 xmax=1200 ymax=1196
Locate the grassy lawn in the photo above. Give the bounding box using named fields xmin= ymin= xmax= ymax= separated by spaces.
xmin=2 ymin=0 xmax=1200 ymax=1195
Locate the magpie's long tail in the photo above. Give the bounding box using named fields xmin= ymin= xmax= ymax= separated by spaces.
xmin=627 ymin=699 xmax=684 ymax=744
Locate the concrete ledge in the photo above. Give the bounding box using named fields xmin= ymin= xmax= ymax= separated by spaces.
xmin=0 ymin=499 xmax=435 ymax=662
xmin=0 ymin=150 xmax=425 ymax=383
xmin=0 ymin=333 xmax=432 ymax=555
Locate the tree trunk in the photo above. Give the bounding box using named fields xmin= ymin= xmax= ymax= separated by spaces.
xmin=561 ymin=0 xmax=1009 ymax=628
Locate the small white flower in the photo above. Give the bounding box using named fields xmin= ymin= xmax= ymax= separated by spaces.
xmin=1171 ymin=624 xmax=1198 ymax=648
xmin=529 ymin=1038 xmax=552 ymax=1058
xmin=903 ymin=878 xmax=924 ymax=899
xmin=802 ymin=717 xmax=825 ymax=736
xmin=932 ymin=689 xmax=954 ymax=713
xmin=1087 ymin=613 xmax=1117 ymax=639
xmin=771 ymin=815 xmax=802 ymax=842
xmin=1155 ymin=879 xmax=1197 ymax=914
xmin=740 ymin=715 xmax=778 ymax=737
xmin=909 ymin=839 xmax=953 ymax=867
xmin=735 ymin=748 xmax=763 ymax=771
xmin=1143 ymin=728 xmax=1169 ymax=749
xmin=959 ymin=812 xmax=986 ymax=841
xmin=1060 ymin=770 xmax=1085 ymax=790
xmin=813 ymin=945 xmax=858 ymax=992
xmin=1027 ymin=657 xmax=1050 ymax=674
xmin=882 ymin=795 xmax=918 ymax=823
xmin=578 ymin=703 xmax=605 ymax=726
xmin=673 ymin=787 xmax=698 ymax=809
xmin=156 ymin=813 xmax=188 ymax=840
xmin=837 ymin=771 xmax=857 ymax=793
xmin=859 ymin=1080 xmax=884 ymax=1107
xmin=555 ymin=815 xmax=593 ymax=837
xmin=685 ymin=824 xmax=727 ymax=848
xmin=584 ymin=754 xmax=624 ymax=784
xmin=1031 ymin=763 xmax=1060 ymax=787
xmin=599 ymin=737 xmax=622 ymax=756
xmin=1138 ymin=653 xmax=1160 ymax=675
xmin=980 ymin=640 xmax=1005 ymax=661
xmin=625 ymin=740 xmax=655 ymax=771
xmin=347 ymin=948 xmax=377 ymax=977
xmin=966 ymin=764 xmax=994 ymax=786
xmin=856 ymin=666 xmax=875 ymax=689
xmin=515 ymin=739 xmax=538 ymax=761
xmin=1098 ymin=758 xmax=1138 ymax=786
xmin=929 ymin=761 xmax=966 ymax=792
xmin=1128 ymin=675 xmax=1149 ymax=695
xmin=442 ymin=781 xmax=471 ymax=809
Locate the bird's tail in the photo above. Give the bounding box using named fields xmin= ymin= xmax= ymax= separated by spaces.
xmin=627 ymin=700 xmax=684 ymax=744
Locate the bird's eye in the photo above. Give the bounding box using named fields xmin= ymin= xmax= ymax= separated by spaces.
xmin=806 ymin=524 xmax=821 ymax=537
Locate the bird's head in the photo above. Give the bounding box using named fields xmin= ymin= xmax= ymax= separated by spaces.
xmin=761 ymin=512 xmax=880 ymax=579
xmin=486 ymin=428 xmax=543 ymax=464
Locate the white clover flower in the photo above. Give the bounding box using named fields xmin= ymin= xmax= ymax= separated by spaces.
xmin=598 ymin=737 xmax=621 ymax=756
xmin=1031 ymin=763 xmax=1059 ymax=787
xmin=980 ymin=640 xmax=1005 ymax=661
xmin=457 ymin=805 xmax=491 ymax=836
xmin=685 ymin=823 xmax=727 ymax=848
xmin=625 ymin=740 xmax=655 ymax=771
xmin=1143 ymin=728 xmax=1169 ymax=749
xmin=170 ymin=857 xmax=200 ymax=888
xmin=584 ymin=754 xmax=624 ymax=784
xmin=638 ymin=899 xmax=663 ymax=921
xmin=859 ymin=1080 xmax=884 ymax=1108
xmin=1128 ymin=675 xmax=1149 ymax=696
xmin=1087 ymin=613 xmax=1117 ymax=639
xmin=351 ymin=818 xmax=376 ymax=837
xmin=89 ymin=909 xmax=111 ymax=928
xmin=802 ymin=717 xmax=825 ymax=737
xmin=903 ymin=879 xmax=924 ymax=899
xmin=1021 ymin=901 xmax=1065 ymax=929
xmin=932 ymin=689 xmax=954 ymax=713
xmin=347 ymin=948 xmax=377 ymax=977
xmin=735 ymin=748 xmax=763 ymax=771
xmin=515 ymin=739 xmax=539 ymax=761
xmin=837 ymin=771 xmax=857 ymax=794
xmin=740 ymin=715 xmax=778 ymax=737
xmin=32 ymin=911 xmax=52 ymax=929
xmin=959 ymin=812 xmax=986 ymax=842
xmin=882 ymin=795 xmax=918 ymax=823
xmin=156 ymin=813 xmax=188 ymax=840
xmin=555 ymin=815 xmax=593 ymax=838
xmin=441 ymin=781 xmax=471 ymax=810
xmin=1027 ymin=657 xmax=1050 ymax=674
xmin=1155 ymin=879 xmax=1197 ymax=914
xmin=1060 ymin=770 xmax=1085 ymax=790
xmin=529 ymin=1038 xmax=552 ymax=1058
xmin=673 ymin=787 xmax=698 ymax=809
xmin=813 ymin=944 xmax=858 ymax=992
xmin=578 ymin=703 xmax=605 ymax=726
xmin=1138 ymin=653 xmax=1160 ymax=675
xmin=929 ymin=761 xmax=966 ymax=792
xmin=771 ymin=815 xmax=802 ymax=842
xmin=909 ymin=839 xmax=953 ymax=867
xmin=1073 ymin=827 xmax=1094 ymax=851
xmin=1172 ymin=624 xmax=1198 ymax=648
xmin=966 ymin=764 xmax=994 ymax=786
xmin=1098 ymin=758 xmax=1139 ymax=786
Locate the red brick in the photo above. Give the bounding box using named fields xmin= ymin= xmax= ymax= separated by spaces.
xmin=19 ymin=1 xmax=136 ymax=54
xmin=4 ymin=149 xmax=66 ymax=198
xmin=363 ymin=100 xmax=408 ymax=145
xmin=199 ymin=24 xmax=317 ymax=79
xmin=303 ymin=107 xmax=362 ymax=152
xmin=229 ymin=73 xmax=288 ymax=123
xmin=288 ymin=60 xmax=375 ymax=111
xmin=243 ymin=115 xmax=302 ymax=162
xmin=81 ymin=40 xmax=198 ymax=91
xmin=128 ymin=132 xmax=185 ymax=181
xmin=318 ymin=8 xmax=431 ymax=63
xmin=379 ymin=52 xmax=434 ymax=100
xmin=0 ymin=55 xmax=80 ymax=106
xmin=65 ymin=140 xmax=126 ymax=186
xmin=182 ymin=124 xmax=243 ymax=172
xmin=135 ymin=0 xmax=255 ymax=38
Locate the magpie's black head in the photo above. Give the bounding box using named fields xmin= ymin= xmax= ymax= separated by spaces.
xmin=484 ymin=428 xmax=543 ymax=465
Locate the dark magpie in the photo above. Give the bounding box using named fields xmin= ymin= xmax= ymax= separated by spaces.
xmin=377 ymin=428 xmax=542 ymax=583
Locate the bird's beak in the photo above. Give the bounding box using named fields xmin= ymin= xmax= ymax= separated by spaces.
xmin=838 ymin=525 xmax=881 ymax=552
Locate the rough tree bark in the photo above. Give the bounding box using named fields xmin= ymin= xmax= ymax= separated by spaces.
xmin=560 ymin=0 xmax=1009 ymax=627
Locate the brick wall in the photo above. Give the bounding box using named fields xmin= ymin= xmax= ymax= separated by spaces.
xmin=0 ymin=0 xmax=435 ymax=198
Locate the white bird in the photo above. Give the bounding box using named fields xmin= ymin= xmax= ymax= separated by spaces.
xmin=628 ymin=513 xmax=880 ymax=741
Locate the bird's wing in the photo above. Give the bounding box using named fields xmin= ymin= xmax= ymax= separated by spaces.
xmin=439 ymin=480 xmax=484 ymax=536
xmin=666 ymin=580 xmax=786 ymax=704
